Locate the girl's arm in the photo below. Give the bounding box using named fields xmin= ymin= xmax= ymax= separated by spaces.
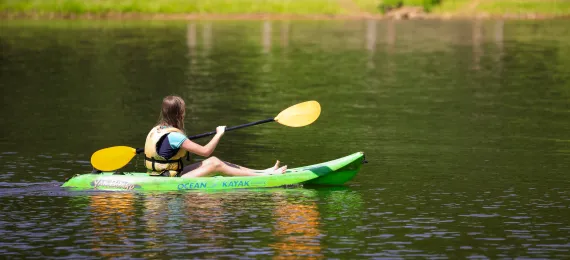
xmin=180 ymin=126 xmax=225 ymax=157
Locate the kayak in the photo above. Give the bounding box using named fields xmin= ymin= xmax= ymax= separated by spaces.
xmin=61 ymin=152 xmax=365 ymax=191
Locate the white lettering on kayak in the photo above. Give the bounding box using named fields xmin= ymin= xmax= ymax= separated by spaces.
xmin=92 ymin=180 xmax=136 ymax=190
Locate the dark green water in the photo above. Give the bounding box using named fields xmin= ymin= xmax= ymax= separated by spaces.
xmin=1 ymin=19 xmax=570 ymax=258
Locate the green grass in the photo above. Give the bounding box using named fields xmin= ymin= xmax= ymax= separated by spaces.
xmin=431 ymin=0 xmax=471 ymax=13
xmin=477 ymin=0 xmax=570 ymax=15
xmin=1 ymin=0 xmax=570 ymax=16
xmin=405 ymin=0 xmax=440 ymax=11
xmin=0 ymin=0 xmax=346 ymax=14
xmin=433 ymin=0 xmax=570 ymax=15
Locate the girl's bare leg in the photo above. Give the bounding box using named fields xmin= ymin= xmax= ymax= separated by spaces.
xmin=181 ymin=156 xmax=286 ymax=178
xmin=224 ymin=160 xmax=280 ymax=172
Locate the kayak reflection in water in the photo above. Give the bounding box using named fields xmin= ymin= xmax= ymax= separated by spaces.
xmin=144 ymin=95 xmax=287 ymax=178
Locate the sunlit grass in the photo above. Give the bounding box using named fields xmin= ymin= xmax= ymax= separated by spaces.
xmin=477 ymin=0 xmax=570 ymax=15
xmin=0 ymin=0 xmax=345 ymax=14
xmin=431 ymin=0 xmax=471 ymax=13
xmin=433 ymin=0 xmax=570 ymax=15
xmin=1 ymin=0 xmax=570 ymax=16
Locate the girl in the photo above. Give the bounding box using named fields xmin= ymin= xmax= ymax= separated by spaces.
xmin=144 ymin=95 xmax=287 ymax=178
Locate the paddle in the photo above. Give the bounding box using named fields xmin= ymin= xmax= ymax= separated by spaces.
xmin=90 ymin=100 xmax=321 ymax=171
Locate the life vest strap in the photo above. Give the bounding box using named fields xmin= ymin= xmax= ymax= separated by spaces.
xmin=144 ymin=157 xmax=183 ymax=172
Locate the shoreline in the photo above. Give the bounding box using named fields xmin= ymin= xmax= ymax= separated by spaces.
xmin=1 ymin=11 xmax=570 ymax=21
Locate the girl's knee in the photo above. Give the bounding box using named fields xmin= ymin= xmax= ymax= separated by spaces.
xmin=206 ymin=156 xmax=222 ymax=168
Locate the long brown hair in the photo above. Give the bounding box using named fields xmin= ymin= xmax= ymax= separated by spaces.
xmin=158 ymin=95 xmax=186 ymax=131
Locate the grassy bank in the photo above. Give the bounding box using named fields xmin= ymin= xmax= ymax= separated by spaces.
xmin=1 ymin=0 xmax=570 ymax=18
xmin=433 ymin=0 xmax=570 ymax=16
xmin=0 ymin=0 xmax=352 ymax=14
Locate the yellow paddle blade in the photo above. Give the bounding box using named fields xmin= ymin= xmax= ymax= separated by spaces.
xmin=90 ymin=146 xmax=137 ymax=171
xmin=274 ymin=100 xmax=321 ymax=127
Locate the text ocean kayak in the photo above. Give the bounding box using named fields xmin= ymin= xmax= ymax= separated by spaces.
xmin=61 ymin=152 xmax=365 ymax=191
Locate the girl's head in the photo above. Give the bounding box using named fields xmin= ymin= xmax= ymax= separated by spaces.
xmin=158 ymin=95 xmax=186 ymax=130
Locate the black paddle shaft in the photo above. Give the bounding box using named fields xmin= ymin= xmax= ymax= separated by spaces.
xmin=188 ymin=117 xmax=275 ymax=140
xmin=134 ymin=118 xmax=275 ymax=154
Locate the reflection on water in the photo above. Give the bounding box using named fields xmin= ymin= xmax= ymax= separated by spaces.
xmin=494 ymin=20 xmax=504 ymax=65
xmin=271 ymin=190 xmax=322 ymax=259
xmin=262 ymin=21 xmax=271 ymax=55
xmin=0 ymin=183 xmax=568 ymax=258
xmin=472 ymin=19 xmax=483 ymax=70
xmin=366 ymin=19 xmax=376 ymax=69
xmin=1 ymin=19 xmax=570 ymax=258
xmin=69 ymin=188 xmax=353 ymax=258
xmin=89 ymin=193 xmax=137 ymax=258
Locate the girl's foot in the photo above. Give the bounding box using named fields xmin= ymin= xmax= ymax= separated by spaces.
xmin=264 ymin=160 xmax=280 ymax=172
xmin=275 ymin=165 xmax=287 ymax=174
xmin=259 ymin=165 xmax=287 ymax=175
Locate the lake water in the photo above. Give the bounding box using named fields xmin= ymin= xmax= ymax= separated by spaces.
xmin=1 ymin=19 xmax=570 ymax=258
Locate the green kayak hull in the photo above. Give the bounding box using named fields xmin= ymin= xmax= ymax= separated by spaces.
xmin=61 ymin=152 xmax=365 ymax=191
